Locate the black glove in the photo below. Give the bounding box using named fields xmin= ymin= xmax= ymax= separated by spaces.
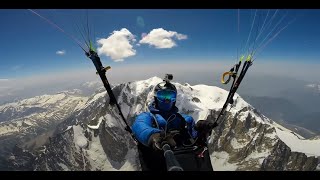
xmin=195 ymin=120 xmax=218 ymax=132
xmin=194 ymin=120 xmax=217 ymax=145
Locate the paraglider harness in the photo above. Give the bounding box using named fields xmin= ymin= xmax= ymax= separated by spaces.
xmin=84 ymin=53 xmax=253 ymax=171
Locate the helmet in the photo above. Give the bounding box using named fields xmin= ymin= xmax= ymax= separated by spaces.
xmin=153 ymin=82 xmax=177 ymax=111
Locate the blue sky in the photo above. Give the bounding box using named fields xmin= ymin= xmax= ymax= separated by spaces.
xmin=0 ymin=9 xmax=320 ymax=79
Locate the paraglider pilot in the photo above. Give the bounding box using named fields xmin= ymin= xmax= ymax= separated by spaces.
xmin=132 ymin=74 xmax=217 ymax=171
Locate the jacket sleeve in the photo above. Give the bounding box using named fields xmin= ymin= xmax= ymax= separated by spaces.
xmin=181 ymin=114 xmax=198 ymax=139
xmin=132 ymin=112 xmax=161 ymax=146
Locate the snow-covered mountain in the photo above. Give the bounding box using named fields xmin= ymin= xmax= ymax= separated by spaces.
xmin=0 ymin=92 xmax=88 ymax=170
xmin=78 ymin=81 xmax=104 ymax=96
xmin=306 ymin=84 xmax=320 ymax=92
xmin=6 ymin=77 xmax=320 ymax=171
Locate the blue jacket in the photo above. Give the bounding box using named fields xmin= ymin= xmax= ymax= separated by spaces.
xmin=132 ymin=102 xmax=198 ymax=146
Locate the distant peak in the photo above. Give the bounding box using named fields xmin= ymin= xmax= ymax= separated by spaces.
xmin=306 ymin=83 xmax=320 ymax=92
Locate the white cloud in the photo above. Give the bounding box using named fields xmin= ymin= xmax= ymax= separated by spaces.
xmin=176 ymin=33 xmax=187 ymax=40
xmin=97 ymin=28 xmax=136 ymax=62
xmin=0 ymin=79 xmax=9 ymax=81
xmin=56 ymin=50 xmax=66 ymax=55
xmin=139 ymin=28 xmax=187 ymax=49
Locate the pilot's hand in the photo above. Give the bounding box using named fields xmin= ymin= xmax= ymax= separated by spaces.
xmin=195 ymin=120 xmax=218 ymax=133
xmin=161 ymin=132 xmax=177 ymax=148
xmin=148 ymin=133 xmax=162 ymax=151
